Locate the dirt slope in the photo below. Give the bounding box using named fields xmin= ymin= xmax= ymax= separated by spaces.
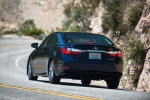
xmin=0 ymin=0 xmax=69 ymax=31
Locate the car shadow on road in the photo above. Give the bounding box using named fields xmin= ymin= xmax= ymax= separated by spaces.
xmin=60 ymin=82 xmax=108 ymax=89
xmin=37 ymin=80 xmax=128 ymax=91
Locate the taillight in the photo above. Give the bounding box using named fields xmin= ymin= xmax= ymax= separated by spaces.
xmin=118 ymin=68 xmax=123 ymax=73
xmin=62 ymin=48 xmax=82 ymax=55
xmin=108 ymin=50 xmax=123 ymax=57
xmin=63 ymin=65 xmax=69 ymax=69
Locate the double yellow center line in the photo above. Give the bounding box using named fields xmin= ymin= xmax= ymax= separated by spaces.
xmin=0 ymin=83 xmax=103 ymax=100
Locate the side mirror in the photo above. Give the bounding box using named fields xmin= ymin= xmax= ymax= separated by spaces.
xmin=31 ymin=43 xmax=38 ymax=49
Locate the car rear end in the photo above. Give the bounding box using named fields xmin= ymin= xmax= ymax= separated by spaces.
xmin=59 ymin=33 xmax=123 ymax=80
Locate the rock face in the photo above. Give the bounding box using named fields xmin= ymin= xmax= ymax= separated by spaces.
xmin=120 ymin=60 xmax=140 ymax=90
xmin=90 ymin=2 xmax=104 ymax=34
xmin=135 ymin=0 xmax=150 ymax=33
xmin=89 ymin=2 xmax=114 ymax=40
xmin=135 ymin=0 xmax=150 ymax=92
xmin=0 ymin=0 xmax=21 ymax=33
xmin=137 ymin=50 xmax=150 ymax=92
xmin=0 ymin=0 xmax=22 ymax=23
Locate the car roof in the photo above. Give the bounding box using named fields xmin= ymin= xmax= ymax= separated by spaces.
xmin=53 ymin=32 xmax=115 ymax=46
xmin=56 ymin=32 xmax=104 ymax=36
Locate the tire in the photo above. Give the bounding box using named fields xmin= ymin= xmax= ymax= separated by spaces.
xmin=81 ymin=79 xmax=91 ymax=85
xmin=106 ymin=78 xmax=120 ymax=89
xmin=49 ymin=60 xmax=60 ymax=84
xmin=27 ymin=59 xmax=38 ymax=80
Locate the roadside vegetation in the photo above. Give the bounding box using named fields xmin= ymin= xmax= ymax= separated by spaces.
xmin=61 ymin=0 xmax=145 ymax=35
xmin=119 ymin=33 xmax=146 ymax=88
xmin=61 ymin=0 xmax=147 ymax=89
xmin=101 ymin=0 xmax=145 ymax=39
xmin=21 ymin=19 xmax=44 ymax=37
xmin=2 ymin=29 xmax=19 ymax=35
xmin=105 ymin=0 xmax=146 ymax=89
xmin=60 ymin=0 xmax=101 ymax=32
xmin=1 ymin=19 xmax=45 ymax=38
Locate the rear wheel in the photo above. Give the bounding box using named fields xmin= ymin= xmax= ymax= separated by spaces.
xmin=27 ymin=59 xmax=38 ymax=80
xmin=49 ymin=60 xmax=60 ymax=84
xmin=81 ymin=79 xmax=91 ymax=85
xmin=106 ymin=78 xmax=120 ymax=89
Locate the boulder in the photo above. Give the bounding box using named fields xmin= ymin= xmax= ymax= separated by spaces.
xmin=121 ymin=60 xmax=138 ymax=90
xmin=137 ymin=49 xmax=150 ymax=92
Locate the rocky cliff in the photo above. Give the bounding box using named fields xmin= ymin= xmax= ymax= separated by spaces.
xmin=89 ymin=2 xmax=104 ymax=34
xmin=137 ymin=49 xmax=150 ymax=92
xmin=135 ymin=0 xmax=150 ymax=34
xmin=136 ymin=0 xmax=150 ymax=92
xmin=0 ymin=0 xmax=21 ymax=32
xmin=83 ymin=0 xmax=150 ymax=91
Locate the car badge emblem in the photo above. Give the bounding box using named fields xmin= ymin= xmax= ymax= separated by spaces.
xmin=93 ymin=47 xmax=98 ymax=50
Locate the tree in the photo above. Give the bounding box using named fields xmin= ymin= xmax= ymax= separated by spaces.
xmin=102 ymin=0 xmax=126 ymax=39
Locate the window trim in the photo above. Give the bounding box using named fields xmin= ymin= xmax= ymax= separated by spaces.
xmin=45 ymin=33 xmax=59 ymax=47
xmin=63 ymin=34 xmax=114 ymax=46
xmin=39 ymin=35 xmax=51 ymax=49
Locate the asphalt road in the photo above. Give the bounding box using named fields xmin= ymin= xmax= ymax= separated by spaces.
xmin=0 ymin=37 xmax=150 ymax=100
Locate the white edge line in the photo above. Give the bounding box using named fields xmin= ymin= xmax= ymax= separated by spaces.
xmin=15 ymin=54 xmax=29 ymax=70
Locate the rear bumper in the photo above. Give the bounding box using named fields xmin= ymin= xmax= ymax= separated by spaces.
xmin=59 ymin=71 xmax=122 ymax=80
xmin=64 ymin=62 xmax=117 ymax=71
xmin=56 ymin=61 xmax=123 ymax=80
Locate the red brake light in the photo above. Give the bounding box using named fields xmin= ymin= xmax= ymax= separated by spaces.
xmin=86 ymin=41 xmax=94 ymax=44
xmin=63 ymin=65 xmax=69 ymax=69
xmin=108 ymin=50 xmax=123 ymax=57
xmin=62 ymin=48 xmax=71 ymax=54
xmin=62 ymin=48 xmax=82 ymax=55
xmin=117 ymin=50 xmax=123 ymax=57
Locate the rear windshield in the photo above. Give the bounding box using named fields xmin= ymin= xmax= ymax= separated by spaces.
xmin=64 ymin=34 xmax=113 ymax=46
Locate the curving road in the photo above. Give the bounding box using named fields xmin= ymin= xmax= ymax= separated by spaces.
xmin=0 ymin=37 xmax=150 ymax=100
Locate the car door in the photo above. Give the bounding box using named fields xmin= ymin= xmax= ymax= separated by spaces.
xmin=40 ymin=33 xmax=59 ymax=75
xmin=32 ymin=35 xmax=50 ymax=75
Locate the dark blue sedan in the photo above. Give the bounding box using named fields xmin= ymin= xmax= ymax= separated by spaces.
xmin=27 ymin=32 xmax=123 ymax=89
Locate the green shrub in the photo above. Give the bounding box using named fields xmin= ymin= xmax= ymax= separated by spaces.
xmin=3 ymin=29 xmax=19 ymax=35
xmin=61 ymin=18 xmax=73 ymax=31
xmin=119 ymin=33 xmax=146 ymax=88
xmin=148 ymin=28 xmax=150 ymax=33
xmin=62 ymin=18 xmax=72 ymax=28
xmin=127 ymin=37 xmax=145 ymax=87
xmin=127 ymin=2 xmax=145 ymax=29
xmin=102 ymin=0 xmax=124 ymax=33
xmin=71 ymin=8 xmax=81 ymax=21
xmin=92 ymin=0 xmax=101 ymax=8
xmin=24 ymin=28 xmax=44 ymax=36
xmin=21 ymin=19 xmax=35 ymax=31
xmin=67 ymin=22 xmax=82 ymax=32
xmin=101 ymin=0 xmax=145 ymax=35
xmin=128 ymin=37 xmax=145 ymax=65
xmin=87 ymin=8 xmax=93 ymax=16
xmin=63 ymin=3 xmax=72 ymax=17
xmin=102 ymin=13 xmax=111 ymax=32
xmin=61 ymin=0 xmax=102 ymax=32
xmin=21 ymin=19 xmax=45 ymax=36
xmin=128 ymin=7 xmax=142 ymax=28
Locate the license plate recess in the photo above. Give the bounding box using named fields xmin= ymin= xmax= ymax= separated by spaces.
xmin=89 ymin=53 xmax=101 ymax=60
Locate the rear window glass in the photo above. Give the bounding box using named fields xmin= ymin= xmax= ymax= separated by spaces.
xmin=64 ymin=34 xmax=113 ymax=45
